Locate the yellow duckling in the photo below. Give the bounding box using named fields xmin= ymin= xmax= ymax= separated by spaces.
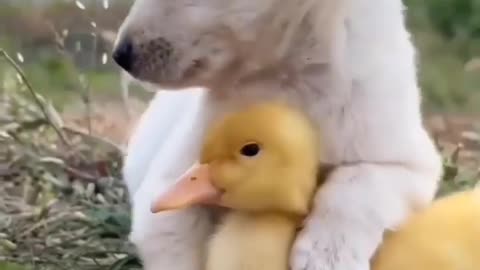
xmin=373 ymin=188 xmax=480 ymax=270
xmin=151 ymin=102 xmax=320 ymax=270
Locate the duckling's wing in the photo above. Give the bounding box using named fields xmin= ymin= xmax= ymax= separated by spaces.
xmin=122 ymin=87 xmax=208 ymax=196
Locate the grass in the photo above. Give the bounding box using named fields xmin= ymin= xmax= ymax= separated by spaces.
xmin=0 ymin=49 xmax=143 ymax=270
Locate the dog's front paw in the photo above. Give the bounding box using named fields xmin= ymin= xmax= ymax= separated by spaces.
xmin=290 ymin=229 xmax=319 ymax=270
xmin=290 ymin=217 xmax=372 ymax=270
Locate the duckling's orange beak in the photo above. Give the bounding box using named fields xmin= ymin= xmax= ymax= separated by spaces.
xmin=150 ymin=164 xmax=222 ymax=213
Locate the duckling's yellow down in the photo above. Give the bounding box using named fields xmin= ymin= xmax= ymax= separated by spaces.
xmin=373 ymin=189 xmax=480 ymax=270
xmin=201 ymin=103 xmax=319 ymax=270
xmin=207 ymin=213 xmax=297 ymax=270
xmin=151 ymin=102 xmax=320 ymax=270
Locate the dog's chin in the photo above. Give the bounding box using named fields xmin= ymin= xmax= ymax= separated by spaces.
xmin=139 ymin=77 xmax=189 ymax=90
xmin=128 ymin=70 xmax=196 ymax=90
xmin=129 ymin=59 xmax=212 ymax=90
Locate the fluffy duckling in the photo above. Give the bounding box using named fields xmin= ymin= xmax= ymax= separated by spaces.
xmin=151 ymin=102 xmax=320 ymax=270
xmin=373 ymin=188 xmax=480 ymax=270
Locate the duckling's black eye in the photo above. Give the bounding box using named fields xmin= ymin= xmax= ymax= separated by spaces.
xmin=240 ymin=143 xmax=261 ymax=157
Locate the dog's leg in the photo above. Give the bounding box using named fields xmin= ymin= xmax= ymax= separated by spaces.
xmin=290 ymin=162 xmax=441 ymax=270
xmin=123 ymin=88 xmax=206 ymax=195
xmin=126 ymin=89 xmax=214 ymax=270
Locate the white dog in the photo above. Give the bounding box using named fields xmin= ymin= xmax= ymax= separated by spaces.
xmin=113 ymin=0 xmax=443 ymax=270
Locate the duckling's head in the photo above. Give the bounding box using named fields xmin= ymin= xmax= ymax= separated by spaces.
xmin=151 ymin=102 xmax=319 ymax=216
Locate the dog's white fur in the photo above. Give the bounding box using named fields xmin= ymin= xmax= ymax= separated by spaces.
xmin=117 ymin=0 xmax=443 ymax=269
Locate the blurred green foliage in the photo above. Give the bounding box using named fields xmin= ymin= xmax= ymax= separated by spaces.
xmin=0 ymin=1 xmax=127 ymax=110
xmin=0 ymin=262 xmax=29 ymax=270
xmin=405 ymin=0 xmax=480 ymax=112
xmin=426 ymin=0 xmax=480 ymax=40
xmin=406 ymin=0 xmax=480 ymax=44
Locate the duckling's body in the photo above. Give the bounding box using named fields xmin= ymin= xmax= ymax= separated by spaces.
xmin=151 ymin=102 xmax=319 ymax=270
xmin=208 ymin=213 xmax=296 ymax=270
xmin=373 ymin=189 xmax=480 ymax=270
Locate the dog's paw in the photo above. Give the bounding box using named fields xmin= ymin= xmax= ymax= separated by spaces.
xmin=290 ymin=217 xmax=372 ymax=270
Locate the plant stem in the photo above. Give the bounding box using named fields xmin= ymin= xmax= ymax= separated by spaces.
xmin=0 ymin=49 xmax=70 ymax=147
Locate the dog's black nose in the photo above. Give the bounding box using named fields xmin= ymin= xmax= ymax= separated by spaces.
xmin=112 ymin=39 xmax=134 ymax=72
